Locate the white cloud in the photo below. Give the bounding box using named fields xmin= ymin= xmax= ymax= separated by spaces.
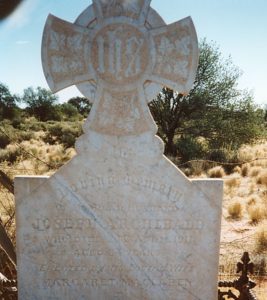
xmin=5 ymin=0 xmax=39 ymax=29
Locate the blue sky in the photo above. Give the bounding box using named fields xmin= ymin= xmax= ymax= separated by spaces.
xmin=0 ymin=0 xmax=266 ymax=105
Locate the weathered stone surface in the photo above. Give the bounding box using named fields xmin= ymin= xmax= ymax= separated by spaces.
xmin=16 ymin=1 xmax=223 ymax=299
xmin=16 ymin=147 xmax=223 ymax=300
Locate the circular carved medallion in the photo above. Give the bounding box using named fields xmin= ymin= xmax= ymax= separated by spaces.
xmin=91 ymin=23 xmax=149 ymax=86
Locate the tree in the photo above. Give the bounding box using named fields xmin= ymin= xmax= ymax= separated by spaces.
xmin=0 ymin=83 xmax=20 ymax=120
xmin=149 ymin=39 xmax=265 ymax=159
xmin=58 ymin=103 xmax=81 ymax=121
xmin=68 ymin=97 xmax=92 ymax=117
xmin=22 ymin=87 xmax=60 ymax=121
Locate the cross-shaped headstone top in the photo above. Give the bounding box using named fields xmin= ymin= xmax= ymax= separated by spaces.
xmin=42 ymin=0 xmax=198 ymax=136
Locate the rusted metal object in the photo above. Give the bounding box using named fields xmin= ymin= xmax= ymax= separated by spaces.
xmin=218 ymin=252 xmax=258 ymax=300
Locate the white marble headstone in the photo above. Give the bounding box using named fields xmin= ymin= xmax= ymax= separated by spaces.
xmin=15 ymin=1 xmax=223 ymax=299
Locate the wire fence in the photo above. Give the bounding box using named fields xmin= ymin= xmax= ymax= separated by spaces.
xmin=0 ymin=126 xmax=57 ymax=170
xmin=1 ymin=123 xmax=267 ymax=173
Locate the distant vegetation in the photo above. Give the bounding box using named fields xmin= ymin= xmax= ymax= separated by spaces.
xmin=0 ymin=83 xmax=91 ymax=123
xmin=0 ymin=39 xmax=266 ymax=171
xmin=0 ymin=83 xmax=88 ymax=168
xmin=150 ymin=39 xmax=266 ymax=164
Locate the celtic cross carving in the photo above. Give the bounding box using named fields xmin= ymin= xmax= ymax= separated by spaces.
xmin=42 ymin=0 xmax=198 ymax=136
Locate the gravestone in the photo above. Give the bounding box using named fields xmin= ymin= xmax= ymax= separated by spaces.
xmin=15 ymin=1 xmax=223 ymax=299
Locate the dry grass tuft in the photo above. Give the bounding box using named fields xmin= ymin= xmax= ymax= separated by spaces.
xmin=248 ymin=182 xmax=257 ymax=195
xmin=189 ymin=161 xmax=206 ymax=176
xmin=238 ymin=146 xmax=254 ymax=162
xmin=241 ymin=163 xmax=250 ymax=177
xmin=182 ymin=168 xmax=192 ymax=177
xmin=263 ymin=200 xmax=267 ymax=219
xmin=255 ymin=224 xmax=267 ymax=253
xmin=251 ymin=159 xmax=267 ymax=168
xmin=239 ymin=142 xmax=267 ymax=169
xmin=225 ymin=176 xmax=241 ymax=189
xmin=256 ymin=170 xmax=267 ymax=186
xmin=208 ymin=166 xmax=225 ymax=178
xmin=228 ymin=201 xmax=242 ymax=220
xmin=246 ymin=195 xmax=259 ymax=207
xmin=263 ymin=193 xmax=267 ymax=202
xmin=233 ymin=166 xmax=241 ymax=174
xmin=247 ymin=204 xmax=264 ymax=224
xmin=249 ymin=166 xmax=262 ymax=177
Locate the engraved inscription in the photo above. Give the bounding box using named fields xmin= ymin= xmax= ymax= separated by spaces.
xmin=39 ymin=263 xmax=193 ymax=274
xmin=31 ymin=217 xmax=203 ymax=232
xmin=32 ymin=218 xmax=94 ymax=231
xmin=70 ymin=173 xmax=185 ymax=208
xmin=43 ymin=277 xmax=191 ymax=291
xmin=92 ymin=23 xmax=149 ymax=84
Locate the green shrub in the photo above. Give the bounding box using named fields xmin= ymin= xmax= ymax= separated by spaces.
xmin=31 ymin=122 xmax=48 ymax=131
xmin=0 ymin=132 xmax=11 ymax=148
xmin=0 ymin=122 xmax=17 ymax=146
xmin=0 ymin=147 xmax=22 ymax=163
xmin=0 ymin=121 xmax=35 ymax=147
xmin=208 ymin=148 xmax=241 ymax=174
xmin=44 ymin=122 xmax=83 ymax=148
xmin=20 ymin=122 xmax=47 ymax=132
xmin=176 ymin=136 xmax=205 ymax=162
xmin=11 ymin=116 xmax=23 ymax=128
xmin=58 ymin=103 xmax=82 ymax=121
xmin=208 ymin=149 xmax=228 ymax=163
xmin=16 ymin=131 xmax=34 ymax=142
